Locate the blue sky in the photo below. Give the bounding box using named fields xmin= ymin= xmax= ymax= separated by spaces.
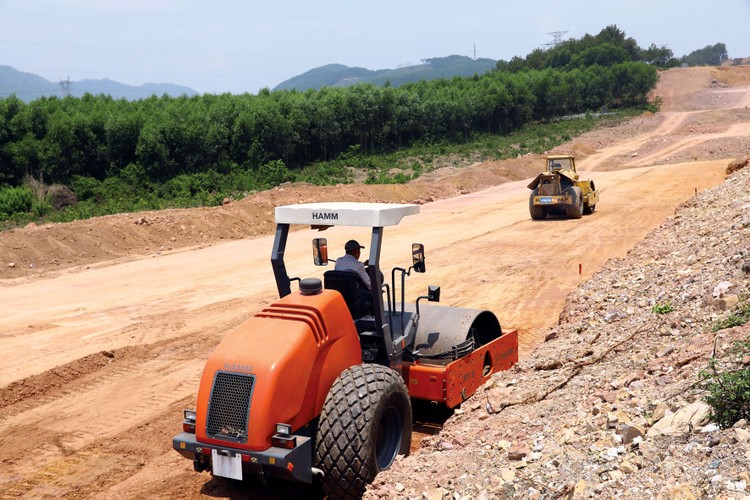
xmin=1 ymin=0 xmax=748 ymax=94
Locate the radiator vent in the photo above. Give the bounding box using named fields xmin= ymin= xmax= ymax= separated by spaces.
xmin=206 ymin=371 xmax=255 ymax=443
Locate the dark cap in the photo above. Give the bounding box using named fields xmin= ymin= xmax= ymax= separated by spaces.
xmin=344 ymin=239 xmax=365 ymax=252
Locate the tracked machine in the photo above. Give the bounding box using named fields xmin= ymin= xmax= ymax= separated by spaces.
xmin=528 ymin=154 xmax=599 ymax=220
xmin=173 ymin=202 xmax=518 ymax=498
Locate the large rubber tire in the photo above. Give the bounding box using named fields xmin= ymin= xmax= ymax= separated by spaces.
xmin=315 ymin=364 xmax=412 ymax=499
xmin=529 ymin=189 xmax=546 ymax=220
xmin=584 ymin=181 xmax=597 ymax=215
xmin=565 ymin=186 xmax=583 ymax=219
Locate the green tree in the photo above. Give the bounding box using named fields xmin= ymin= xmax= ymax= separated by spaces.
xmin=105 ymin=109 xmax=142 ymax=175
xmin=640 ymin=43 xmax=675 ymax=67
xmin=681 ymin=43 xmax=728 ymax=66
xmin=612 ymin=62 xmax=658 ymax=106
xmin=570 ymin=43 xmax=630 ymax=68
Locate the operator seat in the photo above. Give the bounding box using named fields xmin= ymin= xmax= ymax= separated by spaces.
xmin=323 ymin=270 xmax=372 ymax=319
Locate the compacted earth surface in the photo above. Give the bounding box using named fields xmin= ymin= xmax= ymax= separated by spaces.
xmin=1 ymin=65 xmax=749 ymax=499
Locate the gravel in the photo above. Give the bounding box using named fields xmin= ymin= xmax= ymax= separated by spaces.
xmin=367 ymin=160 xmax=750 ymax=500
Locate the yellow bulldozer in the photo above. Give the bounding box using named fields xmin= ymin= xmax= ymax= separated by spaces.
xmin=527 ymin=154 xmax=599 ymax=220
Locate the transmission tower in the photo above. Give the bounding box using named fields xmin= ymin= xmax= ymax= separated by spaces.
xmin=473 ymin=43 xmax=476 ymax=60
xmin=544 ymin=31 xmax=568 ymax=48
xmin=58 ymin=77 xmax=71 ymax=98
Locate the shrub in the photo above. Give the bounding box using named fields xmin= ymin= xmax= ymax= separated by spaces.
xmin=645 ymin=95 xmax=663 ymax=113
xmin=23 ymin=175 xmax=47 ymax=201
xmin=31 ymin=198 xmax=52 ymax=217
xmin=365 ymin=170 xmax=405 ymax=185
xmin=699 ymin=336 xmax=750 ymax=428
xmin=71 ymin=176 xmax=103 ymax=202
xmin=256 ymin=160 xmax=293 ymax=189
xmin=651 ymin=302 xmax=673 ymax=314
xmin=0 ymin=186 xmax=33 ymax=216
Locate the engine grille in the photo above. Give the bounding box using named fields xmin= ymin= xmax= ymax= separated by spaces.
xmin=206 ymin=371 xmax=255 ymax=442
xmin=539 ymin=180 xmax=559 ymax=195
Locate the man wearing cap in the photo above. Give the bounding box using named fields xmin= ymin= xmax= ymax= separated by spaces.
xmin=334 ymin=239 xmax=371 ymax=291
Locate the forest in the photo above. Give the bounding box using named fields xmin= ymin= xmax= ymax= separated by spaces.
xmin=0 ymin=26 xmax=671 ymax=224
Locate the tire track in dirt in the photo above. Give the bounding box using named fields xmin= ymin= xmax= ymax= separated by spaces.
xmin=580 ymin=84 xmax=750 ymax=172
xmin=627 ymin=121 xmax=750 ymax=167
xmin=578 ymin=112 xmax=690 ymax=171
xmin=396 ymin=161 xmax=727 ymax=354
xmin=0 ymin=359 xmax=204 ymax=496
xmin=0 ymin=326 xmax=225 ymax=494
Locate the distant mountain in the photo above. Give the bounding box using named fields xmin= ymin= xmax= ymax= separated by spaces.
xmin=1 ymin=54 xmax=499 ymax=101
xmin=0 ymin=65 xmax=198 ymax=102
xmin=274 ymin=64 xmax=382 ymax=91
xmin=273 ymin=55 xmax=498 ymax=91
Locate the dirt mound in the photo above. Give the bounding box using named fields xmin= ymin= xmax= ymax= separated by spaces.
xmin=713 ymin=64 xmax=750 ymax=86
xmin=0 ymin=160 xmax=539 ymax=281
xmin=565 ymin=142 xmax=599 ymax=157
xmin=0 ymin=349 xmax=120 ymax=412
xmin=728 ymin=155 xmax=750 ymax=174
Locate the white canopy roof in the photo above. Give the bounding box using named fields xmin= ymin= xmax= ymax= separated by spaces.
xmin=275 ymin=202 xmax=420 ymax=227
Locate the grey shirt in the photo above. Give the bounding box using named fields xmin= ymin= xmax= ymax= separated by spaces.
xmin=334 ymin=253 xmax=371 ymax=290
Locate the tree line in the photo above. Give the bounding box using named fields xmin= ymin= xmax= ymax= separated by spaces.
xmin=0 ymin=62 xmax=656 ymax=189
xmin=496 ymin=25 xmax=728 ymax=72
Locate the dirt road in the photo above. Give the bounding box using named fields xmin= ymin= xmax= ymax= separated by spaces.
xmin=0 ymin=67 xmax=749 ymax=498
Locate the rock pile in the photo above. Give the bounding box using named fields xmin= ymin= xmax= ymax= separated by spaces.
xmin=367 ymin=163 xmax=750 ymax=499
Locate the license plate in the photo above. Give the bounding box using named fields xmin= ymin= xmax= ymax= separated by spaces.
xmin=212 ymin=449 xmax=243 ymax=480
xmin=539 ymin=197 xmax=553 ymax=204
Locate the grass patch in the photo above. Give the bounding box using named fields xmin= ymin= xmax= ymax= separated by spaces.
xmin=651 ymin=302 xmax=673 ymax=315
xmin=712 ymin=300 xmax=750 ymax=332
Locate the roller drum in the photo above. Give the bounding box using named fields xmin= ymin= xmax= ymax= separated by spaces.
xmin=402 ymin=303 xmax=503 ymax=359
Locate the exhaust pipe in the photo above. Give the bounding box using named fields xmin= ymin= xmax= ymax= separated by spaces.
xmin=311 ymin=467 xmax=325 ymax=481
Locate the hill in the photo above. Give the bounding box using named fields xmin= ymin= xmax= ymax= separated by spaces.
xmin=0 ymin=65 xmax=197 ymax=102
xmin=273 ymin=55 xmax=497 ymax=91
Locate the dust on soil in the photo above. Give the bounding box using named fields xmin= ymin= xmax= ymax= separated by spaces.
xmin=1 ymin=65 xmax=750 ymax=499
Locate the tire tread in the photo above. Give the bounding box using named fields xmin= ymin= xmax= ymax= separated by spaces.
xmin=315 ymin=364 xmax=410 ymax=499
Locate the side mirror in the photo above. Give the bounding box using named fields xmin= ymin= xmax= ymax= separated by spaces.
xmin=313 ymin=238 xmax=328 ymax=266
xmin=412 ymin=243 xmax=425 ymax=273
